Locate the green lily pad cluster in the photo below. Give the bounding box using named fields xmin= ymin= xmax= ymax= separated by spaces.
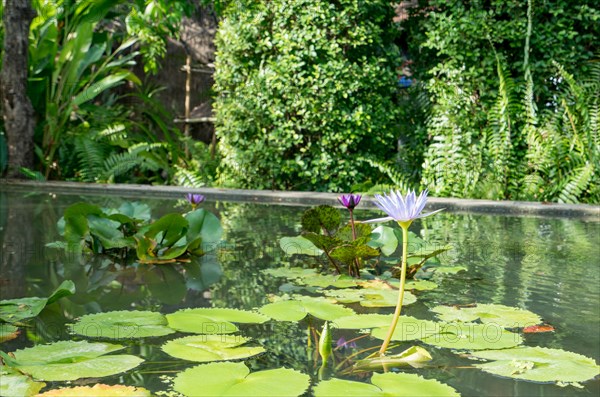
xmin=48 ymin=201 xmax=222 ymax=264
xmin=431 ymin=304 xmax=543 ymax=328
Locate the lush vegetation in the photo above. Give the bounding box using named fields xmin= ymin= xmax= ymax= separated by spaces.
xmin=1 ymin=0 xmax=598 ymax=203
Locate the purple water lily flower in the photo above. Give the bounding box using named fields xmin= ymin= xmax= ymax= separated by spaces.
xmin=338 ymin=194 xmax=362 ymax=210
xmin=336 ymin=336 xmax=357 ymax=350
xmin=185 ymin=193 xmax=205 ymax=207
xmin=367 ymin=189 xmax=443 ymax=225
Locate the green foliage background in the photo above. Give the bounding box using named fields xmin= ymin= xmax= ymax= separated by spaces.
xmin=214 ymin=0 xmax=401 ymax=191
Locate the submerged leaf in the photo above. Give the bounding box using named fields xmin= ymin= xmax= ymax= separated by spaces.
xmin=162 ymin=335 xmax=265 ymax=362
xmin=313 ymin=372 xmax=460 ymax=397
xmin=173 ymin=362 xmax=310 ymax=397
xmin=472 ymin=347 xmax=600 ymax=383
xmin=70 ymin=311 xmax=175 ymax=339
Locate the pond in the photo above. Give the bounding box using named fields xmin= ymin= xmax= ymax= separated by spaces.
xmin=0 ymin=187 xmax=598 ymax=396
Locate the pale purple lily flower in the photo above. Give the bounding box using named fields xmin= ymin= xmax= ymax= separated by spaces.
xmin=185 ymin=193 xmax=205 ymax=206
xmin=366 ymin=189 xmax=443 ymax=224
xmin=338 ymin=194 xmax=362 ymax=210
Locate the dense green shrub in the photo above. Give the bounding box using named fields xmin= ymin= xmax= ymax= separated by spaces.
xmin=214 ymin=0 xmax=401 ymax=191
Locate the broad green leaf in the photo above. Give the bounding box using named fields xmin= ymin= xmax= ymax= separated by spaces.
xmin=420 ymin=323 xmax=523 ymax=350
xmin=330 ymin=244 xmax=380 ymax=264
xmin=87 ymin=216 xmax=128 ymax=249
xmin=37 ymin=384 xmax=151 ymax=396
xmin=301 ymin=232 xmax=342 ymax=252
xmin=185 ymin=209 xmax=223 ymax=245
xmin=298 ymin=274 xmax=358 ymax=288
xmin=166 ymin=308 xmax=268 ymax=334
xmin=0 ymin=324 xmax=19 ymax=343
xmin=72 ymin=72 xmax=131 ymax=106
xmin=301 ymin=205 xmax=340 ymax=233
xmin=335 ymin=223 xmax=372 ymax=241
xmin=70 ymin=311 xmax=175 ymax=339
xmin=352 ymin=346 xmax=432 ymax=371
xmin=368 ymin=225 xmax=398 ymax=256
xmin=173 ymin=362 xmax=309 ymax=397
xmin=145 ymin=213 xmax=188 ymax=247
xmin=313 ymin=372 xmax=460 ymax=397
xmin=332 ymin=314 xmax=394 ymax=329
xmin=472 ymin=347 xmax=600 ymax=383
xmin=12 ymin=341 xmax=143 ymax=381
xmin=162 ymin=335 xmax=265 ymax=362
xmin=117 ymin=201 xmax=151 ymax=222
xmin=405 ymin=280 xmax=438 ymax=290
xmin=259 ymin=296 xmax=355 ymax=322
xmin=432 ymin=304 xmax=542 ymax=328
xmin=371 ymin=317 xmax=441 ymax=341
xmin=0 ymin=365 xmax=46 ymax=396
xmin=324 ymin=288 xmax=416 ymax=308
xmin=279 ymin=237 xmax=323 ymax=256
xmin=0 ymin=280 xmax=75 ymax=323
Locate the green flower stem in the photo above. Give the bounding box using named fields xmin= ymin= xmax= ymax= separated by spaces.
xmin=379 ymin=221 xmax=411 ymax=355
xmin=349 ymin=210 xmax=360 ymax=277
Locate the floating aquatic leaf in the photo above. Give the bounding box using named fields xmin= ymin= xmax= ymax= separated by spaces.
xmin=162 ymin=335 xmax=265 ymax=362
xmin=350 ymin=346 xmax=433 ymax=372
xmin=279 ymin=237 xmax=323 ymax=256
xmin=432 ymin=304 xmax=542 ymax=328
xmin=166 ymin=308 xmax=268 ymax=334
xmin=523 ymin=324 xmax=555 ymax=333
xmin=432 ymin=266 xmax=467 ymax=274
xmin=185 ymin=208 xmax=223 ymax=245
xmin=299 ymin=274 xmax=358 ymax=288
xmin=405 ymin=280 xmax=438 ymax=290
xmin=301 ymin=205 xmax=341 ymax=233
xmin=173 ymin=362 xmax=310 ymax=397
xmin=37 ymin=384 xmax=151 ymax=396
xmin=70 ymin=311 xmax=175 ymax=339
xmin=420 ymin=323 xmax=523 ymax=350
xmin=259 ymin=296 xmax=354 ymax=322
xmin=371 ymin=317 xmax=441 ymax=342
xmin=0 ymin=324 xmax=19 ymax=343
xmin=0 ymin=365 xmax=46 ymax=396
xmin=472 ymin=347 xmax=600 ymax=383
xmin=313 ymin=372 xmax=460 ymax=397
xmin=0 ymin=280 xmax=75 ymax=323
xmin=332 ymin=314 xmax=394 ymax=329
xmin=324 ymin=288 xmax=416 ymax=308
xmin=11 ymin=341 xmax=143 ymax=381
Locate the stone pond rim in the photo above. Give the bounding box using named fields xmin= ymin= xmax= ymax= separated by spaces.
xmin=1 ymin=179 xmax=598 ymax=220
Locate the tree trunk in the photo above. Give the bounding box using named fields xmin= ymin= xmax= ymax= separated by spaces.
xmin=0 ymin=0 xmax=36 ymax=178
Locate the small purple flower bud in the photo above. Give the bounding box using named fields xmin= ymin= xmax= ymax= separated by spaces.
xmin=335 ymin=337 xmax=357 ymax=350
xmin=185 ymin=193 xmax=205 ymax=207
xmin=337 ymin=194 xmax=362 ymax=210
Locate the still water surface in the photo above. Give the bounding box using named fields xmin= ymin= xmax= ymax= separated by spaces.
xmin=0 ymin=188 xmax=598 ymax=396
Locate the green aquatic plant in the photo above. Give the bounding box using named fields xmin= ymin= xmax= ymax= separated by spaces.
xmin=48 ymin=197 xmax=222 ymax=264
xmin=367 ymin=189 xmax=442 ymax=355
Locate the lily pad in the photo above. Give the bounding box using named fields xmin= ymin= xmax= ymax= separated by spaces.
xmin=166 ymin=308 xmax=268 ymax=334
xmin=173 ymin=362 xmax=310 ymax=396
xmin=371 ymin=317 xmax=441 ymax=342
xmin=0 ymin=365 xmax=46 ymax=396
xmin=37 ymin=384 xmax=151 ymax=396
xmin=162 ymin=334 xmax=265 ymax=362
xmin=313 ymin=372 xmax=460 ymax=397
xmin=70 ymin=310 xmax=175 ymax=339
xmin=420 ymin=323 xmax=523 ymax=351
xmin=0 ymin=280 xmax=75 ymax=323
xmin=0 ymin=324 xmax=19 ymax=343
xmin=471 ymin=347 xmax=600 ymax=383
xmin=279 ymin=237 xmax=323 ymax=256
xmin=332 ymin=314 xmax=394 ymax=329
xmin=259 ymin=296 xmax=355 ymax=322
xmin=324 ymin=288 xmax=416 ymax=308
xmin=432 ymin=304 xmax=542 ymax=328
xmin=11 ymin=340 xmax=143 ymax=381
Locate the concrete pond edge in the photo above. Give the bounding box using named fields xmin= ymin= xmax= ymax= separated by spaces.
xmin=2 ymin=179 xmax=599 ymax=221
